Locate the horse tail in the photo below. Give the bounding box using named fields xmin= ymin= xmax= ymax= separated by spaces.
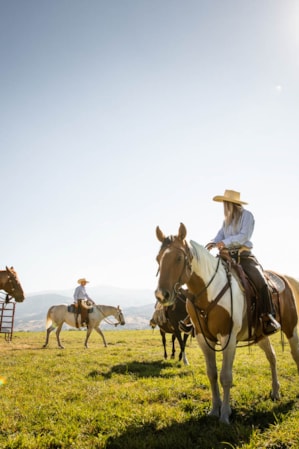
xmin=45 ymin=306 xmax=55 ymax=329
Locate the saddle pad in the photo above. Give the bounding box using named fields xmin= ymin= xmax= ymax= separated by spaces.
xmin=68 ymin=304 xmax=76 ymax=313
xmin=264 ymin=271 xmax=285 ymax=294
xmin=67 ymin=305 xmax=94 ymax=314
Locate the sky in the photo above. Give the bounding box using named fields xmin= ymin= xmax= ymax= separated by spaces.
xmin=1 ymin=0 xmax=298 ymax=297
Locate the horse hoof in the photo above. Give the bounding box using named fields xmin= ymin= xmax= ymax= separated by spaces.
xmin=219 ymin=417 xmax=230 ymax=425
xmin=270 ymin=390 xmax=281 ymax=401
xmin=208 ymin=406 xmax=221 ymax=419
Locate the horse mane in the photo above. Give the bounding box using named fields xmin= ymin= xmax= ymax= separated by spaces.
xmin=160 ymin=235 xmax=175 ymax=251
xmin=6 ymin=266 xmax=21 ymax=285
xmin=189 ymin=240 xmax=222 ymax=277
xmin=189 ymin=240 xmax=209 ymax=261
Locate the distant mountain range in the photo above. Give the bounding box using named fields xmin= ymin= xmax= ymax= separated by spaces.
xmin=11 ymin=285 xmax=157 ymax=332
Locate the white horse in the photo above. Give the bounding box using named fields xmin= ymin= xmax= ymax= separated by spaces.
xmin=42 ymin=302 xmax=125 ymax=349
xmin=155 ymin=223 xmax=299 ymax=424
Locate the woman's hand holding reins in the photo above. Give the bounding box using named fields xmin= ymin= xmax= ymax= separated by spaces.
xmin=205 ymin=242 xmax=225 ymax=251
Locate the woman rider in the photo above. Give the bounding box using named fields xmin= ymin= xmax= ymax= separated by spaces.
xmin=180 ymin=189 xmax=280 ymax=336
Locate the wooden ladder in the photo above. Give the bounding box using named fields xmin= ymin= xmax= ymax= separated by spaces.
xmin=0 ymin=300 xmax=16 ymax=341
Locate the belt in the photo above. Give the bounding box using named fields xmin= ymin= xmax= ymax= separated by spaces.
xmin=223 ymin=246 xmax=251 ymax=256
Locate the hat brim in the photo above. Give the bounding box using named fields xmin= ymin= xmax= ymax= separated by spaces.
xmin=77 ymin=279 xmax=89 ymax=284
xmin=213 ymin=195 xmax=248 ymax=205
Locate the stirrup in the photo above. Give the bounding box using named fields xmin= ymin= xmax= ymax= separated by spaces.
xmin=260 ymin=314 xmax=280 ymax=336
xmin=179 ymin=321 xmax=193 ymax=335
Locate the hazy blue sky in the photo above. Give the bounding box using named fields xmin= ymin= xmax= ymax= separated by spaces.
xmin=1 ymin=0 xmax=298 ymax=296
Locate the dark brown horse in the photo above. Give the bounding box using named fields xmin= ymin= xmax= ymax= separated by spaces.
xmin=0 ymin=266 xmax=25 ymax=302
xmin=150 ymin=289 xmax=190 ymax=365
xmin=155 ymin=223 xmax=299 ymax=424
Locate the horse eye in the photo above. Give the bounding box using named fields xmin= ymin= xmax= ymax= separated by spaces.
xmin=176 ymin=255 xmax=183 ymax=263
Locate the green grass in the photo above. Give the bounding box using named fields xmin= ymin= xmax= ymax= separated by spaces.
xmin=0 ymin=329 xmax=299 ymax=448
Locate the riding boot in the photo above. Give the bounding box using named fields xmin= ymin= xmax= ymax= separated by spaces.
xmin=179 ymin=315 xmax=194 ymax=335
xmin=74 ymin=303 xmax=80 ymax=328
xmin=81 ymin=311 xmax=88 ymax=327
xmin=259 ymin=285 xmax=280 ymax=335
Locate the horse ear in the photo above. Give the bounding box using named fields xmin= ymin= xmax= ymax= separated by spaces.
xmin=178 ymin=223 xmax=187 ymax=240
xmin=6 ymin=266 xmax=16 ymax=275
xmin=156 ymin=226 xmax=165 ymax=242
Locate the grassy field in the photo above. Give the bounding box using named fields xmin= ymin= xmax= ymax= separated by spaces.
xmin=0 ymin=329 xmax=299 ymax=449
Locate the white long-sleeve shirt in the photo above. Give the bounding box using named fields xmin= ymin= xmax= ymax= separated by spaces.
xmin=73 ymin=285 xmax=92 ymax=303
xmin=212 ymin=209 xmax=254 ymax=249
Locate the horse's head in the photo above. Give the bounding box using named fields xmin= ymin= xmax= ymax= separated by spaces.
xmin=4 ymin=266 xmax=25 ymax=302
xmin=115 ymin=306 xmax=125 ymax=326
xmin=149 ymin=318 xmax=157 ymax=329
xmin=155 ymin=223 xmax=193 ymax=306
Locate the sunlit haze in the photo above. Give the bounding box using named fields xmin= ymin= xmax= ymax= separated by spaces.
xmin=1 ymin=1 xmax=298 ymax=296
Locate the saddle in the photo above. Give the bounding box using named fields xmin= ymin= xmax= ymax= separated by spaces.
xmin=264 ymin=270 xmax=285 ymax=294
xmin=220 ymin=253 xmax=285 ymax=340
xmin=68 ymin=303 xmax=94 ymax=328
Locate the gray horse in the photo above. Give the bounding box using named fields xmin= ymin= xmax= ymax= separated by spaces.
xmin=42 ymin=302 xmax=125 ymax=349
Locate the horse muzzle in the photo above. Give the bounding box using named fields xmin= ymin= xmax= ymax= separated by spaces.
xmin=14 ymin=293 xmax=25 ymax=302
xmin=155 ymin=287 xmax=175 ymax=306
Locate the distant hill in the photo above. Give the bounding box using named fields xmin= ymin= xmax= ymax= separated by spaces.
xmin=12 ymin=286 xmax=156 ymax=331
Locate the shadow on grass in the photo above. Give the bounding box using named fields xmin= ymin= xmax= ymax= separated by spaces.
xmin=104 ymin=400 xmax=296 ymax=449
xmin=87 ymin=360 xmax=191 ymax=379
xmin=233 ymin=398 xmax=296 ymax=428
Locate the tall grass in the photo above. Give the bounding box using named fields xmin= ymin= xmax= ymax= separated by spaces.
xmin=0 ymin=330 xmax=298 ymax=449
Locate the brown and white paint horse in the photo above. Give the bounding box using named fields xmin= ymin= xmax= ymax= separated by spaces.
xmin=0 ymin=266 xmax=25 ymax=302
xmin=155 ymin=223 xmax=299 ymax=424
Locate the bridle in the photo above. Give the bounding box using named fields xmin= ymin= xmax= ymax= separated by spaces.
xmin=158 ymin=239 xmax=235 ymax=352
xmin=173 ymin=245 xmax=193 ymax=294
xmin=97 ymin=305 xmax=124 ymax=326
xmin=156 ymin=239 xmax=193 ymax=296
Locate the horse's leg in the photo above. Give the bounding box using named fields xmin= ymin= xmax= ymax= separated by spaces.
xmin=42 ymin=325 xmax=55 ymax=348
xmin=218 ymin=337 xmax=237 ymax=424
xmin=287 ymin=328 xmax=299 ymax=373
xmin=84 ymin=326 xmax=93 ymax=349
xmin=257 ymin=336 xmax=280 ymax=400
xmin=160 ymin=330 xmax=167 ymax=359
xmin=197 ymin=334 xmax=222 ymax=420
xmin=182 ymin=333 xmax=190 ymax=365
xmin=55 ymin=323 xmax=65 ymax=349
xmin=94 ymin=327 xmax=107 ymax=347
xmin=171 ymin=334 xmax=176 ymax=359
xmin=183 ymin=333 xmax=190 ymax=348
xmin=175 ymin=331 xmax=189 ymax=365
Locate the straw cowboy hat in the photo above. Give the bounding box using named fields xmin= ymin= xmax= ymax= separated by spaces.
xmin=77 ymin=278 xmax=89 ymax=284
xmin=213 ymin=189 xmax=248 ymax=205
